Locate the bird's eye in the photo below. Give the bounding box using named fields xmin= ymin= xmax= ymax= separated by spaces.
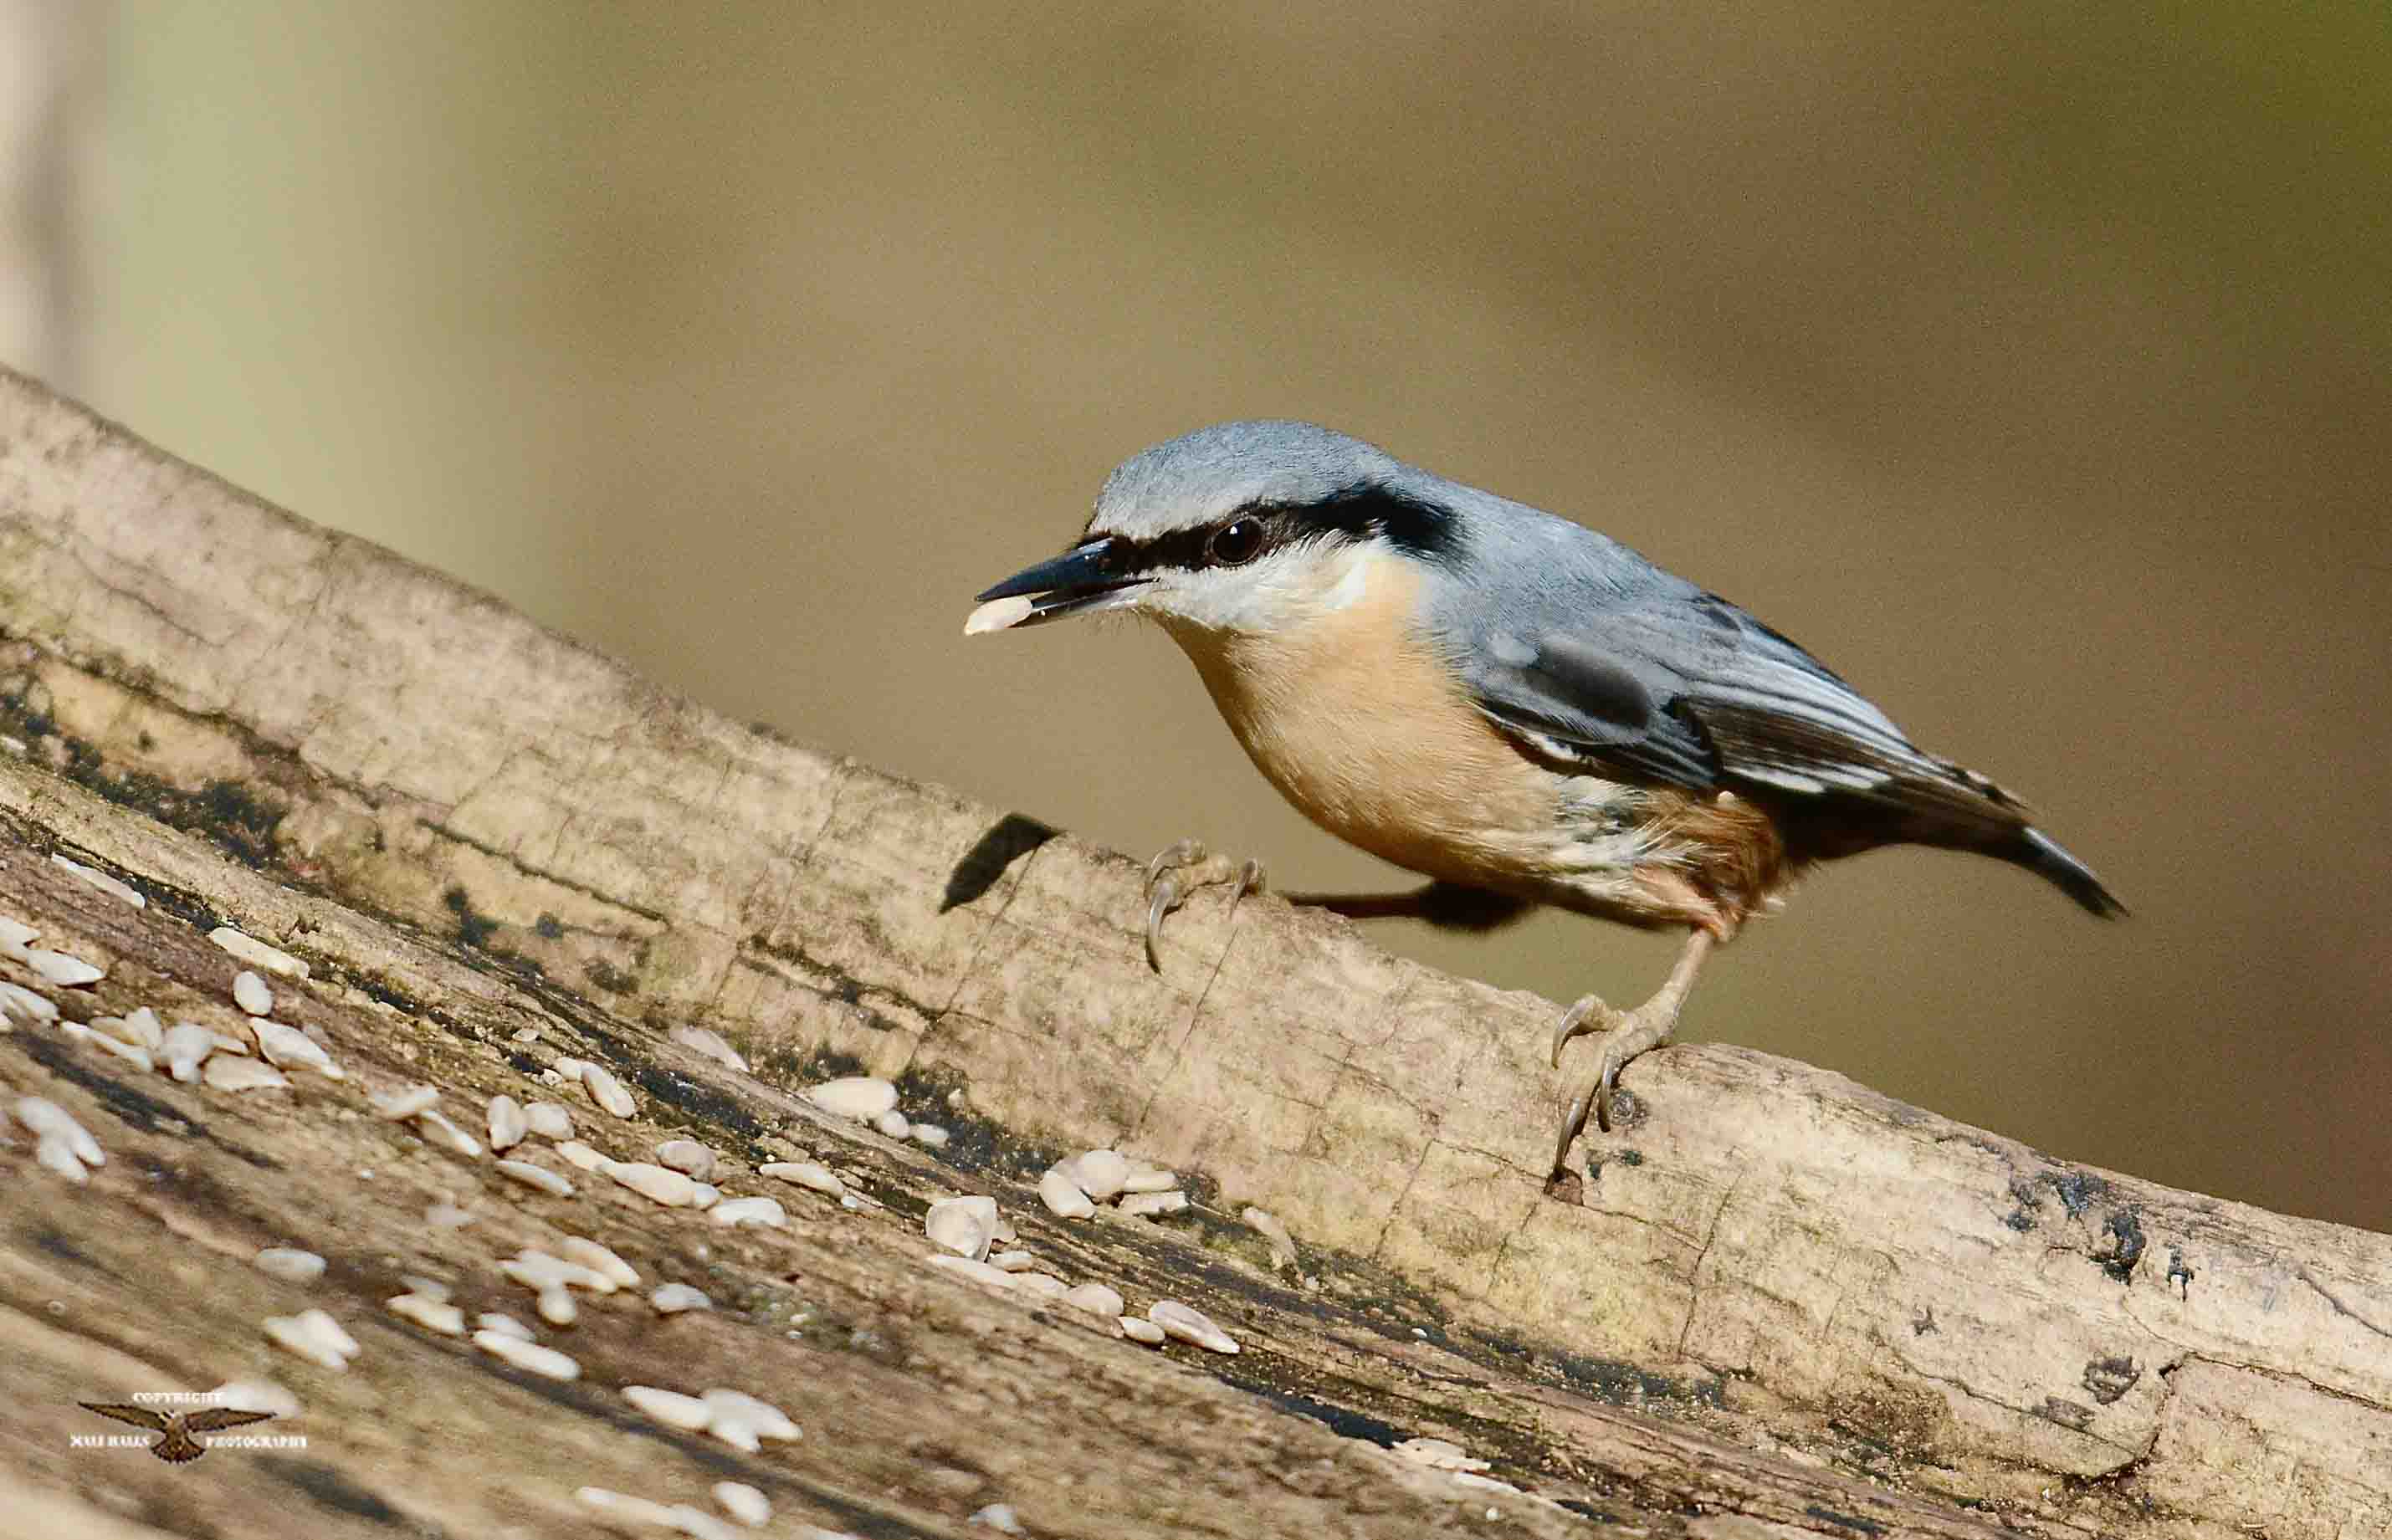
xmin=1208 ymin=518 xmax=1265 ymax=566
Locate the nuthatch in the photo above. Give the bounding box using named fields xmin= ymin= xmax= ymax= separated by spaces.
xmin=967 ymin=422 xmax=2122 ymax=1172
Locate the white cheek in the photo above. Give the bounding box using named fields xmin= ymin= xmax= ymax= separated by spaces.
xmin=1321 ymin=554 xmax=1370 ymax=611
xmin=1142 ymin=545 xmax=1375 ymax=632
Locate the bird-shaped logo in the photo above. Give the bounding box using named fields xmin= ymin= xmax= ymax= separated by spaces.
xmin=79 ymin=1402 xmax=278 ymax=1462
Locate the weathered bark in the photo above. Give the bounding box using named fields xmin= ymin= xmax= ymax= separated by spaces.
xmin=0 ymin=366 xmax=2384 ymax=1537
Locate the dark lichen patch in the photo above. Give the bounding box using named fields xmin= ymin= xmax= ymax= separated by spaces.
xmin=2036 ymin=1396 xmax=2096 ymax=1432
xmin=2082 ymin=1356 xmax=2141 ymax=1404
xmin=74 ymin=764 xmax=294 ymax=875
xmin=1801 ymin=1504 xmax=1887 ymax=1537
xmin=1549 ymin=1351 xmax=1721 ymax=1409
xmin=2166 ymin=1247 xmax=2195 ymax=1300
xmin=533 ymin=913 xmax=564 ymax=939
xmin=885 ymin=1067 xmax=1070 ymax=1183
xmin=2004 ymin=1174 xmax=2043 ymax=1231
xmin=583 ymin=956 xmax=637 ymax=995
xmin=442 ymin=886 xmax=500 ymax=949
xmin=2094 ymin=1210 xmax=2147 ymax=1285
xmin=741 ymin=935 xmax=940 ymax=1037
xmin=1461 ymin=1326 xmax=1726 ymax=1412
xmin=2049 ymin=1169 xmax=2107 ymax=1220
xmin=621 ymin=1059 xmax=763 ymax=1140
xmin=1221 ymin=1369 xmax=1406 ymax=1446
xmin=330 ymin=964 xmax=433 ymax=1021
xmin=1824 ymin=1383 xmax=1948 ymax=1463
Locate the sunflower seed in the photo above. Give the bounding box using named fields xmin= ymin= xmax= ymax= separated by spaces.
xmin=575 ymin=1487 xmax=679 ymax=1526
xmin=558 ymin=1236 xmax=639 ymax=1287
xmin=927 ymin=1254 xmax=1018 ymax=1289
xmin=254 ymin=1247 xmax=326 ymax=1283
xmin=255 ymin=1020 xmax=344 ymax=1078
xmin=371 ymin=1084 xmax=439 ymax=1119
xmin=807 ymin=1076 xmax=897 ymax=1121
xmin=387 ymin=1294 xmax=467 ymax=1336
xmin=15 ymin=1097 xmax=103 ymax=1165
xmin=209 ymin=927 xmax=309 ymax=978
xmin=759 ymin=1161 xmax=844 ymax=1199
xmin=603 ymin=1161 xmax=699 ymax=1206
xmin=209 ymin=1379 xmax=300 ymax=1417
xmin=701 ymin=1389 xmax=798 ymax=1441
xmin=501 ymin=1251 xmax=614 ymax=1294
xmin=523 ymin=1101 xmax=575 ymax=1140
xmin=581 ymin=1062 xmax=636 ymax=1118
xmin=670 ymin=1025 xmax=748 ymax=1072
xmin=0 ymin=982 xmax=58 ymax=1023
xmin=623 ymin=1384 xmax=713 ymax=1430
xmin=1071 ymin=1149 xmax=1130 ymax=1200
xmin=264 ymin=1308 xmax=359 ymax=1369
xmin=487 ymin=1095 xmax=527 ymax=1151
xmin=651 ymin=1282 xmax=711 ymax=1314
xmin=232 ymin=970 xmax=274 ymax=1016
xmin=1063 ymin=1282 xmax=1124 ymax=1317
xmin=655 ymin=1138 xmax=715 ymax=1179
xmin=416 ymin=1108 xmax=482 ymax=1157
xmin=474 ymin=1329 xmax=578 ymax=1379
xmin=206 ymin=1056 xmax=294 ymax=1092
xmin=1037 ymin=1164 xmax=1095 ymax=1220
xmin=25 ymin=948 xmax=103 ymax=986
xmin=51 ymin=855 xmax=143 ymax=908
xmin=713 ymin=1481 xmax=771 ymax=1527
xmin=1148 ymin=1299 xmax=1239 ymax=1353
xmin=709 ymin=1195 xmax=786 ymax=1229
xmin=925 ymin=1195 xmax=998 ymax=1260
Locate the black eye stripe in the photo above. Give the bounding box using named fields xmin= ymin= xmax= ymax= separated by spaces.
xmin=1092 ymin=481 xmax=1459 ymax=578
xmin=1101 ymin=515 xmax=1289 ymax=576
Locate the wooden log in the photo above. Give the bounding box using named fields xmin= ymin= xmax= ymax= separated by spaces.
xmin=0 ymin=366 xmax=2384 ymax=1537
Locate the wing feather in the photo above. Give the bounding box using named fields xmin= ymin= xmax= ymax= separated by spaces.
xmin=1463 ymin=591 xmax=2026 ymax=837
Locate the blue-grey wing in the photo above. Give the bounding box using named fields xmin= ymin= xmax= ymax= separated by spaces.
xmin=1457 ymin=589 xmax=2027 ymax=831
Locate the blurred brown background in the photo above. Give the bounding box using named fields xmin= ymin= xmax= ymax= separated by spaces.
xmin=5 ymin=3 xmax=2385 ymax=1230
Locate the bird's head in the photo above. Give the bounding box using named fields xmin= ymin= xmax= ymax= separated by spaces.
xmin=966 ymin=421 xmax=1461 ymax=640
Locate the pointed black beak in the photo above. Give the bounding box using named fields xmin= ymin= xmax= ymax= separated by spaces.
xmin=964 ymin=537 xmax=1146 ymax=633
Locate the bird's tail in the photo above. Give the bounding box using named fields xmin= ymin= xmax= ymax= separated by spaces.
xmin=2005 ymin=827 xmax=2127 ymax=918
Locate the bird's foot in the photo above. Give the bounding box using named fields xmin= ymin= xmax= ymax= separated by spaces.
xmin=1143 ymin=838 xmax=1265 ymax=970
xmin=1549 ymin=994 xmax=1681 ymax=1170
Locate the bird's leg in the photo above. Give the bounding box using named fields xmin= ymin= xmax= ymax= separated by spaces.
xmin=1143 ymin=838 xmax=1265 ymax=970
xmin=1551 ymin=929 xmax=1714 ymax=1169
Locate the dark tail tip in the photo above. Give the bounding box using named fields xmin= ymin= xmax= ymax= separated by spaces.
xmin=2016 ymin=827 xmax=2128 ymax=918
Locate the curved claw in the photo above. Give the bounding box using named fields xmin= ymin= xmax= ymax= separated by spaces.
xmin=1593 ymin=1055 xmax=1624 ymax=1133
xmin=1553 ymin=1082 xmax=1596 ymax=1174
xmin=1145 ymin=873 xmax=1186 ymax=972
xmin=1550 ymin=995 xmax=1609 ymax=1070
xmin=1231 ymin=858 xmax=1265 ymax=910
